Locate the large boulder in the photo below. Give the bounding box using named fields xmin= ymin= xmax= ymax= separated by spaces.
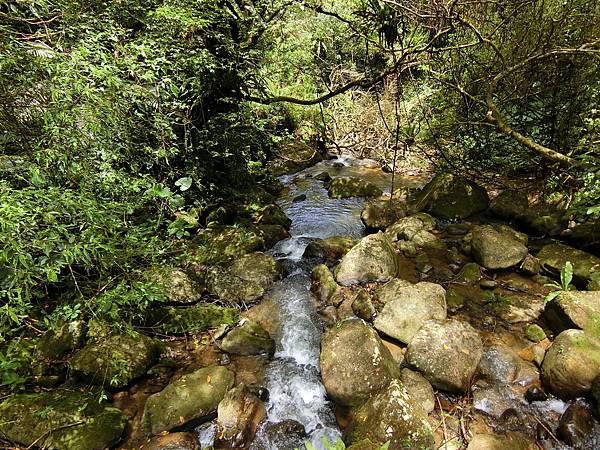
xmin=38 ymin=320 xmax=86 ymax=359
xmin=0 ymin=391 xmax=126 ymax=450
xmin=471 ymin=225 xmax=528 ymax=270
xmin=517 ymin=203 xmax=567 ymax=236
xmin=153 ymin=268 xmax=204 ymax=304
xmin=544 ymin=291 xmax=600 ymax=334
xmin=415 ymin=173 xmax=489 ymax=219
xmin=361 ymin=198 xmax=408 ymax=230
xmin=142 ymin=366 xmax=235 ymax=434
xmin=490 ymin=190 xmax=529 ymax=220
xmin=538 ymin=242 xmax=600 ymax=287
xmin=303 ymin=236 xmax=357 ymax=262
xmin=207 ymin=252 xmax=279 ymax=304
xmin=385 ymin=213 xmax=436 ymax=242
xmin=346 ymin=380 xmax=434 ymax=450
xmin=146 ymin=304 xmax=239 ymax=334
xmin=406 ymin=319 xmax=483 ymax=392
xmin=374 ymin=278 xmax=413 ymax=304
xmin=374 ymin=282 xmax=447 ymax=344
xmin=320 ymin=319 xmax=400 ymax=407
xmin=335 ymin=233 xmax=398 ymax=286
xmin=541 ymin=329 xmax=600 ymax=399
xmin=215 ymin=384 xmax=266 ymax=448
xmin=220 ymin=319 xmax=275 ymax=356
xmin=311 ymin=264 xmax=339 ymax=305
xmin=70 ymin=333 xmax=160 ymax=388
xmin=327 ymin=177 xmax=383 ymax=199
xmin=194 ymin=226 xmax=266 ymax=264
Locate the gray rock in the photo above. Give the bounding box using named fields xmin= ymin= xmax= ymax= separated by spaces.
xmin=406 ymin=319 xmax=483 ymax=392
xmin=466 ymin=432 xmax=534 ymax=450
xmin=544 ymin=290 xmax=600 ymax=335
xmin=490 ymin=190 xmax=529 ymax=220
xmin=142 ymin=366 xmax=235 ymax=434
xmin=471 ymin=225 xmax=528 ymax=270
xmin=538 ymin=242 xmax=600 ymax=286
xmin=374 ymin=278 xmax=413 ymax=304
xmin=220 ymin=319 xmax=275 ymax=356
xmin=401 ymin=368 xmax=435 ymax=413
xmin=361 ymin=198 xmax=408 ymax=230
xmin=303 ymin=236 xmax=357 ymax=262
xmin=320 ymin=319 xmax=400 ymax=407
xmin=374 ymin=282 xmax=447 ymax=344
xmin=335 ymin=233 xmax=398 ymax=286
xmin=385 ymin=213 xmax=436 ymax=242
xmin=154 ymin=268 xmax=204 ymax=304
xmin=352 ymin=290 xmax=377 ymax=321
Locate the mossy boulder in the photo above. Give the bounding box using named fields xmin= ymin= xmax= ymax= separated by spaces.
xmin=252 ymin=204 xmax=292 ymax=229
xmin=471 ymin=225 xmax=528 ymax=270
xmin=352 ymin=290 xmax=377 ymax=321
xmin=320 ymin=319 xmax=400 ymax=407
xmin=153 ymin=268 xmax=204 ymax=304
xmin=142 ymin=366 xmax=235 ymax=434
xmin=406 ymin=319 xmax=483 ymax=392
xmin=538 ymin=242 xmax=600 ymax=287
xmin=70 ymin=333 xmax=160 ymax=387
xmin=490 ymin=190 xmax=529 ymax=220
xmin=0 ymin=391 xmax=126 ymax=450
xmin=147 ymin=304 xmax=239 ymax=334
xmin=401 ymin=368 xmax=436 ymax=414
xmin=194 ymin=226 xmax=266 ymax=264
xmin=327 ymin=177 xmax=383 ymax=199
xmin=361 ymin=198 xmax=408 ymax=230
xmin=303 ymin=236 xmax=357 ymax=263
xmin=415 ymin=173 xmax=489 ymax=219
xmin=38 ymin=320 xmax=86 ymax=359
xmin=544 ymin=291 xmax=600 ymax=335
xmin=374 ymin=282 xmax=447 ymax=344
xmin=541 ymin=329 xmax=600 ymax=399
xmin=525 ymin=324 xmax=546 ymax=343
xmin=454 ymin=262 xmax=483 ymax=283
xmin=335 ymin=232 xmax=398 ymax=286
xmin=385 ymin=213 xmax=436 ymax=242
xmin=220 ymin=319 xmax=275 ymax=356
xmin=311 ymin=264 xmax=339 ymax=305
xmin=346 ymin=380 xmax=434 ymax=450
xmin=517 ymin=203 xmax=567 ymax=236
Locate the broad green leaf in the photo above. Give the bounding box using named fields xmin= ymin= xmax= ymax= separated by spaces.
xmin=562 ymin=261 xmax=573 ymax=290
xmin=544 ymin=290 xmax=562 ymax=303
xmin=175 ymin=177 xmax=193 ymax=191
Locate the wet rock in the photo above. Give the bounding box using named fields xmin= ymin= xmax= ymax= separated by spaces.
xmin=207 ymin=252 xmax=279 ymax=305
xmin=415 ymin=254 xmax=433 ymax=273
xmin=311 ymin=264 xmax=339 ymax=305
xmin=405 ymin=319 xmax=483 ymax=392
xmin=490 ymin=190 xmax=529 ymax=220
xmin=446 ymin=223 xmax=471 ymax=236
xmin=153 ymin=268 xmax=204 ymax=304
xmin=525 ymin=324 xmax=546 ymax=343
xmin=374 ymin=281 xmax=447 ymax=344
xmin=142 ymin=366 xmax=235 ymax=434
xmin=352 ymin=290 xmax=377 ymax=321
xmin=320 ymin=318 xmax=400 ymax=407
xmin=471 ymin=225 xmax=528 ymax=270
xmin=454 ymin=262 xmax=483 ymax=283
xmin=347 ymin=439 xmax=382 ymax=450
xmin=38 ymin=320 xmax=86 ymax=359
xmin=292 ymin=194 xmax=307 ymax=203
xmin=491 ymin=292 xmax=545 ymax=324
xmin=215 ymin=384 xmax=266 ymax=448
xmin=327 ymin=177 xmax=383 ymax=199
xmin=472 ymin=382 xmax=517 ymax=419
xmin=415 ymin=173 xmax=489 ymax=219
xmin=220 ymin=319 xmax=275 ymax=356
xmin=346 ymin=380 xmax=434 ymax=449
xmin=538 ymin=242 xmax=600 ymax=286
xmin=0 ymin=391 xmax=126 ymax=450
xmin=557 ymin=402 xmax=596 ymax=447
xmin=385 ymin=213 xmax=436 ymax=242
xmin=520 ymin=254 xmax=540 ymax=275
xmin=145 ymin=432 xmax=200 ymax=450
xmin=335 ymin=232 xmax=398 ymax=286
xmin=304 ymin=236 xmax=357 ymax=262
xmin=319 ymin=305 xmax=339 ymax=325
xmin=70 ymin=333 xmax=160 ymax=388
xmin=255 ymin=224 xmax=290 ymax=249
xmin=517 ymin=202 xmax=567 ymax=236
xmin=251 ymin=420 xmax=306 ymax=450
xmin=477 ymin=346 xmax=521 ymax=384
xmin=525 ymin=386 xmax=548 ymax=403
xmin=466 ymin=432 xmax=535 ymax=450
xmin=541 ymin=329 xmax=600 ymax=399
xmin=401 ymin=368 xmax=435 ymax=413
xmin=397 ymin=240 xmax=418 ymax=256
xmin=361 ymin=198 xmax=408 ymax=230
xmin=315 ymin=171 xmax=332 ymax=182
xmin=544 ymin=290 xmax=600 ymax=335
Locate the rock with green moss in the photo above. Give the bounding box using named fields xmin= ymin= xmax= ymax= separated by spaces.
xmin=445 ymin=288 xmax=465 ymax=310
xmin=303 ymin=236 xmax=357 ymax=262
xmin=216 ymin=383 xmax=266 ymax=448
xmin=311 ymin=264 xmax=339 ymax=305
xmin=153 ymin=268 xmax=204 ymax=304
xmin=538 ymin=242 xmax=600 ymax=287
xmin=490 ymin=190 xmax=529 ymax=220
xmin=415 ymin=173 xmax=489 ymax=219
xmin=544 ymin=291 xmax=600 ymax=336
xmin=525 ymin=324 xmax=546 ymax=342
xmin=406 ymin=319 xmax=483 ymax=393
xmin=320 ymin=319 xmax=400 ymax=407
xmin=541 ymin=329 xmax=600 ymax=399
xmin=374 ymin=282 xmax=447 ymax=344
xmin=70 ymin=333 xmax=160 ymax=387
xmin=385 ymin=213 xmax=436 ymax=242
xmin=517 ymin=203 xmax=567 ymax=236
xmin=220 ymin=319 xmax=275 ymax=356
xmin=454 ymin=262 xmax=483 ymax=283
xmin=327 ymin=177 xmax=383 ymax=199
xmin=38 ymin=320 xmax=86 ymax=359
xmin=0 ymin=391 xmax=126 ymax=450
xmin=471 ymin=225 xmax=528 ymax=270
xmin=346 ymin=439 xmax=384 ymax=450
xmin=361 ymin=198 xmax=408 ymax=230
xmin=352 ymin=290 xmax=377 ymax=321
xmin=148 ymin=304 xmax=239 ymax=334
xmin=335 ymin=233 xmax=398 ymax=286
xmin=467 ymin=432 xmax=535 ymax=450
xmin=252 ymin=204 xmax=292 ymax=229
xmin=347 ymin=380 xmax=435 ymax=450
xmin=401 ymin=368 xmax=435 ymax=414
xmin=374 ymin=278 xmax=413 ymax=304
xmin=194 ymin=226 xmax=266 ymax=264
xmin=142 ymin=365 xmax=235 ymax=434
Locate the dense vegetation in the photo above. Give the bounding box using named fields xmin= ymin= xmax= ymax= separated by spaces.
xmin=1 ymin=0 xmax=599 ymax=386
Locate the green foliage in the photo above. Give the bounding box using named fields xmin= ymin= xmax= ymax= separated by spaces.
xmin=545 ymin=261 xmax=575 ymax=302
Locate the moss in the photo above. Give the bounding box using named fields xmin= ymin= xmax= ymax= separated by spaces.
xmin=148 ymin=304 xmax=239 ymax=334
xmin=525 ymin=324 xmax=546 ymax=342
